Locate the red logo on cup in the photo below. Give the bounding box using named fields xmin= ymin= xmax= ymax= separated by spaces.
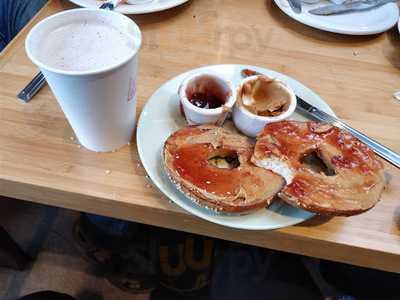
xmin=128 ymin=78 xmax=136 ymax=102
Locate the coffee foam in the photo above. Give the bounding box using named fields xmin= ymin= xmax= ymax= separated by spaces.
xmin=36 ymin=17 xmax=136 ymax=72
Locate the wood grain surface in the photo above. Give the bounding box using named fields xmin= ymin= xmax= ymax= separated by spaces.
xmin=0 ymin=0 xmax=399 ymax=272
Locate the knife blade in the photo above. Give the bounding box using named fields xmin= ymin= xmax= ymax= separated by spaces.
xmin=296 ymin=97 xmax=400 ymax=168
xmin=287 ymin=0 xmax=302 ymax=13
xmin=308 ymin=0 xmax=394 ymax=15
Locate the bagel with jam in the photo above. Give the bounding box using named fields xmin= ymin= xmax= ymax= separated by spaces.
xmin=252 ymin=121 xmax=385 ymax=216
xmin=163 ymin=124 xmax=285 ymax=213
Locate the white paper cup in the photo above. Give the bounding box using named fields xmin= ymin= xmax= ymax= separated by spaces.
xmin=25 ymin=8 xmax=142 ymax=152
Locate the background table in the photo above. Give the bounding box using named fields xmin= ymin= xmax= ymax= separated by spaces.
xmin=0 ymin=0 xmax=399 ymax=273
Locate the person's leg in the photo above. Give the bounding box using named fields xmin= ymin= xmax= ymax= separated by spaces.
xmin=83 ymin=213 xmax=138 ymax=249
xmin=152 ymin=228 xmax=215 ymax=299
xmin=75 ymin=214 xmax=215 ymax=297
xmin=209 ymin=242 xmax=322 ymax=300
xmin=321 ymin=260 xmax=400 ymax=300
xmin=0 ymin=0 xmax=47 ymax=51
xmin=74 ymin=213 xmax=141 ymax=263
xmin=73 ymin=213 xmax=158 ymax=293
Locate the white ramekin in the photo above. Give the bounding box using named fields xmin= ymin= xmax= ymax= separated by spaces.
xmin=233 ymin=75 xmax=297 ymax=138
xmin=178 ymin=73 xmax=235 ymax=125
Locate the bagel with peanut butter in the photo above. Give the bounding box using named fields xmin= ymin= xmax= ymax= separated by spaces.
xmin=163 ymin=124 xmax=285 ymax=213
xmin=252 ymin=121 xmax=385 ymax=216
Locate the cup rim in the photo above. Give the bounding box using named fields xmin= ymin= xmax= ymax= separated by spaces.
xmin=235 ymin=75 xmax=297 ymax=122
xmin=178 ymin=72 xmax=236 ymax=115
xmin=25 ymin=8 xmax=142 ymax=76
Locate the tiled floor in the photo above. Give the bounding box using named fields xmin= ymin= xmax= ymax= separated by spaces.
xmin=0 ymin=197 xmax=149 ymax=300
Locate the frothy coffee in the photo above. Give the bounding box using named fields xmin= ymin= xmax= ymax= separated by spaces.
xmin=37 ymin=18 xmax=135 ymax=72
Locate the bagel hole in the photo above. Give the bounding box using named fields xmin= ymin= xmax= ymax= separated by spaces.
xmin=208 ymin=152 xmax=240 ymax=169
xmin=302 ymin=151 xmax=336 ymax=176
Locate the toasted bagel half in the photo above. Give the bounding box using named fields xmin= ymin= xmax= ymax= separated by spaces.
xmin=163 ymin=124 xmax=285 ymax=213
xmin=252 ymin=121 xmax=385 ymax=216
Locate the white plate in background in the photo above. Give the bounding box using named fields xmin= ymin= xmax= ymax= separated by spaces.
xmin=274 ymin=0 xmax=399 ymax=35
xmin=69 ymin=0 xmax=189 ymax=14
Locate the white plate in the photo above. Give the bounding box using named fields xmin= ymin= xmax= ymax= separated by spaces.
xmin=274 ymin=0 xmax=399 ymax=35
xmin=69 ymin=0 xmax=189 ymax=14
xmin=137 ymin=64 xmax=336 ymax=230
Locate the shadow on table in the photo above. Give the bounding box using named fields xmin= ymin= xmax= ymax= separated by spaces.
xmin=265 ymin=0 xmax=382 ymax=44
xmin=384 ymin=27 xmax=400 ymax=71
xmin=296 ymin=215 xmax=333 ymax=227
xmin=297 ymin=203 xmax=400 ymax=229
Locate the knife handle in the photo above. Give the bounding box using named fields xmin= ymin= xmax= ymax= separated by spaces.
xmin=303 ymin=105 xmax=400 ymax=169
xmin=17 ymin=72 xmax=46 ymax=103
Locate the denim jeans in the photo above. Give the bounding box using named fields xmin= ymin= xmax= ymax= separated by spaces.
xmin=0 ymin=0 xmax=47 ymax=51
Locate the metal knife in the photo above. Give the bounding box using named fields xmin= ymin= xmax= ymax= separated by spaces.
xmin=296 ymin=97 xmax=400 ymax=168
xmin=17 ymin=2 xmax=118 ymax=102
xmin=287 ymin=0 xmax=303 ymax=13
xmin=240 ymin=69 xmax=400 ymax=168
xmin=308 ymin=0 xmax=395 ymax=15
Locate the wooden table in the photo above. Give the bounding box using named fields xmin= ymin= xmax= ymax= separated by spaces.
xmin=1 ymin=0 xmax=399 ymax=273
